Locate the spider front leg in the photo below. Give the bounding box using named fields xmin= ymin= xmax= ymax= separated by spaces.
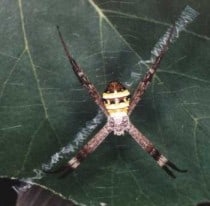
xmin=44 ymin=123 xmax=111 ymax=176
xmin=128 ymin=26 xmax=175 ymax=115
xmin=128 ymin=123 xmax=187 ymax=178
xmin=57 ymin=26 xmax=108 ymax=116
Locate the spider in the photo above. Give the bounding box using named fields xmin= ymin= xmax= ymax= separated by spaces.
xmin=45 ymin=25 xmax=187 ymax=178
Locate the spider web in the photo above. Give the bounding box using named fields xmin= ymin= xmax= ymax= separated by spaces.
xmin=41 ymin=110 xmax=104 ymax=172
xmin=125 ymin=5 xmax=199 ymax=87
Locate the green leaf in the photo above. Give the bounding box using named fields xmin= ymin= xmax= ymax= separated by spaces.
xmin=1 ymin=0 xmax=210 ymax=205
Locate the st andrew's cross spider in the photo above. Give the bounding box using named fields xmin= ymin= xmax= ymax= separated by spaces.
xmin=44 ymin=6 xmax=199 ymax=178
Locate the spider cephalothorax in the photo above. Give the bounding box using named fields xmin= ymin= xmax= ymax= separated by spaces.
xmin=44 ymin=25 xmax=189 ymax=178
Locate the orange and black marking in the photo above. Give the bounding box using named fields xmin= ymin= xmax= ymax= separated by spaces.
xmin=102 ymin=81 xmax=130 ymax=115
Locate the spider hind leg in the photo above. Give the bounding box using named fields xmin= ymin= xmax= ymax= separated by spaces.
xmin=42 ymin=146 xmax=88 ymax=177
xmin=162 ymin=162 xmax=187 ymax=179
xmin=128 ymin=123 xmax=187 ymax=178
xmin=44 ymin=124 xmax=111 ymax=177
xmin=153 ymin=152 xmax=187 ymax=178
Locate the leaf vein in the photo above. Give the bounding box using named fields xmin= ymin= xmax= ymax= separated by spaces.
xmin=101 ymin=9 xmax=210 ymax=41
xmin=0 ymin=49 xmax=26 ymax=101
xmin=159 ymin=69 xmax=210 ymax=84
xmin=18 ymin=0 xmax=49 ymax=119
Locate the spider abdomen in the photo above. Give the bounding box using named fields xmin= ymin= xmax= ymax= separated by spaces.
xmin=102 ymin=81 xmax=130 ymax=116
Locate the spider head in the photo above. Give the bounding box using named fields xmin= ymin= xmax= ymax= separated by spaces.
xmin=108 ymin=115 xmax=130 ymax=136
xmin=102 ymin=81 xmax=130 ymax=116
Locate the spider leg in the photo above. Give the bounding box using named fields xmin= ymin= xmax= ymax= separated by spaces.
xmin=128 ymin=26 xmax=175 ymax=115
xmin=44 ymin=123 xmax=111 ymax=176
xmin=57 ymin=26 xmax=108 ymax=116
xmin=127 ymin=123 xmax=187 ymax=178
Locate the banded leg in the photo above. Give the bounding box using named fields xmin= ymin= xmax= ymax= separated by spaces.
xmin=45 ymin=123 xmax=111 ymax=176
xmin=128 ymin=123 xmax=187 ymax=178
xmin=57 ymin=26 xmax=108 ymax=116
xmin=128 ymin=26 xmax=175 ymax=115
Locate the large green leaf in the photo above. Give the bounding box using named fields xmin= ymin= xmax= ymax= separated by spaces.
xmin=1 ymin=0 xmax=210 ymax=205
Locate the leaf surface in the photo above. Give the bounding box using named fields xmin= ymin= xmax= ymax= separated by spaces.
xmin=0 ymin=0 xmax=210 ymax=205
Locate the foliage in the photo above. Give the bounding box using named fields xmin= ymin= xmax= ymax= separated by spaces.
xmin=0 ymin=0 xmax=210 ymax=205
